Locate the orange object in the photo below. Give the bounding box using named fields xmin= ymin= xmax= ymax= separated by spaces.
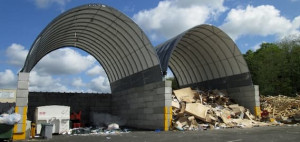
xmin=31 ymin=123 xmax=36 ymax=138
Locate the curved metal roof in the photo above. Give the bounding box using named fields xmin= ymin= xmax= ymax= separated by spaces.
xmin=21 ymin=4 xmax=160 ymax=83
xmin=156 ymin=24 xmax=251 ymax=87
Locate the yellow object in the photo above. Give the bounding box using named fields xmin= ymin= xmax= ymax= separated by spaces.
xmin=254 ymin=106 xmax=261 ymax=117
xmin=31 ymin=123 xmax=36 ymax=138
xmin=13 ymin=132 xmax=26 ymax=140
xmin=13 ymin=106 xmax=28 ymax=140
xmin=164 ymin=106 xmax=172 ymax=131
xmin=270 ymin=118 xmax=275 ymax=122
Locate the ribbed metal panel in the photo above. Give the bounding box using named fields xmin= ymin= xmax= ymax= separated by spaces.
xmin=156 ymin=24 xmax=252 ymax=88
xmin=21 ymin=4 xmax=160 ymax=83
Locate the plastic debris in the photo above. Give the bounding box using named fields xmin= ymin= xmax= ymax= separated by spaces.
xmin=0 ymin=113 xmax=21 ymax=125
xmin=65 ymin=123 xmax=130 ymax=136
xmin=107 ymin=123 xmax=119 ymax=130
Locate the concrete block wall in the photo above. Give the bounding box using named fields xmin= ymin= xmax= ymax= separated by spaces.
xmin=227 ymin=85 xmax=260 ymax=114
xmin=28 ymin=92 xmax=111 ymax=126
xmin=111 ymin=81 xmax=172 ymax=130
xmin=14 ymin=72 xmax=30 ymax=140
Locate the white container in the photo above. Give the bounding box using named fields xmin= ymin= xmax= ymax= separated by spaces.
xmin=35 ymin=105 xmax=70 ymax=134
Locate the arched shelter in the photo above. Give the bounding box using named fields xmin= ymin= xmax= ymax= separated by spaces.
xmin=155 ymin=24 xmax=260 ymax=116
xmin=14 ymin=4 xmax=170 ymax=137
xmin=13 ymin=5 xmax=259 ymax=138
xmin=21 ymin=4 xmax=162 ymax=90
xmin=156 ymin=24 xmax=252 ymax=89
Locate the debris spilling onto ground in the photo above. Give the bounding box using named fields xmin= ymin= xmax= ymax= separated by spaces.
xmin=171 ymin=87 xmax=270 ymax=131
xmin=260 ymin=95 xmax=300 ymax=123
xmin=64 ymin=123 xmax=131 ymax=135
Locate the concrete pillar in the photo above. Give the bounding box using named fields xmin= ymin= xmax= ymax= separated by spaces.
xmin=227 ymin=85 xmax=260 ymax=115
xmin=13 ymin=72 xmax=29 ymax=140
xmin=253 ymin=85 xmax=261 ymax=116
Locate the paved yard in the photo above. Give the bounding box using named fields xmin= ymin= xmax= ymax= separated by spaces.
xmin=23 ymin=125 xmax=300 ymax=142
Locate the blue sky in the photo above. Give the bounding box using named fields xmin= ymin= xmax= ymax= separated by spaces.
xmin=0 ymin=0 xmax=299 ymax=93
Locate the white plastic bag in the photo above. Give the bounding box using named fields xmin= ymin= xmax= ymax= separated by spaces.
xmin=107 ymin=123 xmax=119 ymax=130
xmin=0 ymin=113 xmax=21 ymax=125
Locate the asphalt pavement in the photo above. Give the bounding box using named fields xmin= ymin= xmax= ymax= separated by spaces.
xmin=22 ymin=125 xmax=300 ymax=142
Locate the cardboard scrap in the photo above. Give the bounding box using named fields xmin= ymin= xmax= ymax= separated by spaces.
xmin=229 ymin=104 xmax=245 ymax=115
xmin=220 ymin=109 xmax=232 ymax=124
xmin=173 ymin=87 xmax=196 ymax=103
xmin=178 ymin=102 xmax=186 ymax=114
xmin=171 ymin=87 xmax=278 ymax=131
xmin=185 ymin=103 xmax=210 ymax=121
xmin=232 ymin=119 xmax=253 ymax=128
xmin=172 ymin=101 xmax=180 ymax=109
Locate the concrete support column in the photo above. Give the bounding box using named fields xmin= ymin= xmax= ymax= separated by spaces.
xmin=13 ymin=72 xmax=29 ymax=140
xmin=227 ymin=85 xmax=260 ymax=116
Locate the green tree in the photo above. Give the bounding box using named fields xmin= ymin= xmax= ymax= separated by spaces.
xmin=278 ymin=36 xmax=300 ymax=95
xmin=244 ymin=35 xmax=300 ymax=96
xmin=255 ymin=43 xmax=285 ymax=95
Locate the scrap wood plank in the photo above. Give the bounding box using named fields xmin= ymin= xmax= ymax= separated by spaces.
xmin=245 ymin=110 xmax=255 ymax=120
xmin=173 ymin=87 xmax=196 ymax=103
xmin=185 ymin=103 xmax=210 ymax=121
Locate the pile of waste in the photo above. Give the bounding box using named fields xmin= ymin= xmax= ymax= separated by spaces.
xmin=171 ymin=87 xmax=270 ymax=131
xmin=65 ymin=123 xmax=130 ymax=135
xmin=260 ymin=95 xmax=300 ymax=123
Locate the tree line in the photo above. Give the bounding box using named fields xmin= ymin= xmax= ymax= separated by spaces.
xmin=244 ymin=36 xmax=300 ymax=96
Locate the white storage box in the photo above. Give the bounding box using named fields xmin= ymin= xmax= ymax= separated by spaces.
xmin=35 ymin=105 xmax=70 ymax=134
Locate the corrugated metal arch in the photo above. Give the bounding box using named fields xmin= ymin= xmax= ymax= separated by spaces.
xmin=156 ymin=24 xmax=252 ymax=89
xmin=21 ymin=4 xmax=160 ymax=84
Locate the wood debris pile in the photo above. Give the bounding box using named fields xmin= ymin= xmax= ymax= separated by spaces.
xmin=260 ymin=95 xmax=300 ymax=122
xmin=171 ymin=87 xmax=269 ymax=131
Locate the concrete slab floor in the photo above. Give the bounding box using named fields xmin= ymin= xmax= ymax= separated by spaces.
xmin=21 ymin=125 xmax=300 ymax=142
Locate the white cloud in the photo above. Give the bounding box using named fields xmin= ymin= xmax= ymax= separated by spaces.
xmin=3 ymin=43 xmax=110 ymax=92
xmin=71 ymin=76 xmax=111 ymax=93
xmin=86 ymin=65 xmax=106 ymax=76
xmin=34 ymin=0 xmax=71 ymax=9
xmin=251 ymin=42 xmax=266 ymax=51
xmin=35 ymin=48 xmax=96 ymax=75
xmin=133 ymin=0 xmax=226 ymax=40
xmin=29 ymin=71 xmax=68 ymax=92
xmin=0 ymin=69 xmax=17 ymax=89
xmin=220 ymin=5 xmax=300 ymax=40
xmin=5 ymin=44 xmax=96 ymax=75
xmin=6 ymin=43 xmax=28 ymax=67
xmin=89 ymin=76 xmax=110 ymax=93
xmin=72 ymin=78 xmax=85 ymax=88
xmin=28 ymin=71 xmax=111 ymax=92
